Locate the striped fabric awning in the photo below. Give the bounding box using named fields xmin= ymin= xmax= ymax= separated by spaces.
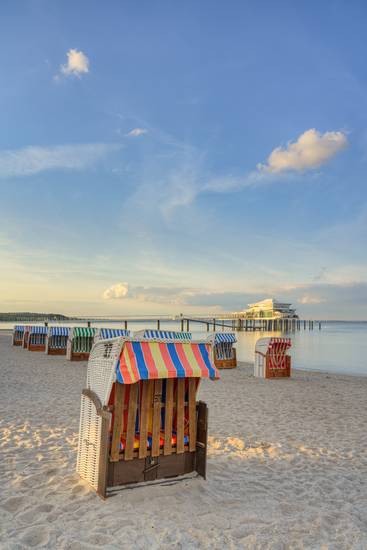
xmin=214 ymin=333 xmax=237 ymax=344
xmin=29 ymin=326 xmax=48 ymax=335
xmin=268 ymin=338 xmax=291 ymax=350
xmin=73 ymin=327 xmax=96 ymax=337
xmin=99 ymin=328 xmax=130 ymax=339
xmin=14 ymin=325 xmax=25 ymax=332
xmin=50 ymin=327 xmax=70 ymax=336
xmin=116 ymin=341 xmax=219 ymax=384
xmin=142 ymin=330 xmax=192 ymax=341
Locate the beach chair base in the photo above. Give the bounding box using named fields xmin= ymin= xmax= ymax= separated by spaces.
xmin=28 ymin=344 xmax=46 ymax=352
xmin=214 ymin=348 xmax=237 ymax=369
xmin=107 ymin=451 xmax=197 ymax=487
xmin=214 ymin=358 xmax=237 ymax=369
xmin=47 ymin=348 xmax=67 ymax=356
xmin=265 ymin=355 xmax=291 ymax=378
xmin=13 ymin=340 xmax=22 ymax=346
xmin=70 ymin=352 xmax=90 ymax=361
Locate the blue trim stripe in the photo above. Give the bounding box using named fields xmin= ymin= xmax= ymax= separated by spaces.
xmin=143 ymin=330 xmax=192 ymax=340
xmin=50 ymin=327 xmax=69 ymax=336
xmin=199 ymin=343 xmax=217 ymax=379
xmin=30 ymin=326 xmax=48 ymax=335
xmin=100 ymin=328 xmax=130 ymax=339
xmin=214 ymin=333 xmax=236 ymax=344
xmin=131 ymin=342 xmax=149 ymax=381
xmin=167 ymin=343 xmax=186 ymax=378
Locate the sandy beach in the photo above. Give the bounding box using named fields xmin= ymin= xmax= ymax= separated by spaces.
xmin=0 ymin=332 xmax=366 ymax=549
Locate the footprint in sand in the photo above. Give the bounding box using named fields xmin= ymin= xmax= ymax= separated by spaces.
xmin=1 ymin=496 xmax=26 ymax=512
xmin=20 ymin=525 xmax=50 ymax=547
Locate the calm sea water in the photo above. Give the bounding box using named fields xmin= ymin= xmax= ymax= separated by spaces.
xmin=2 ymin=320 xmax=367 ymax=376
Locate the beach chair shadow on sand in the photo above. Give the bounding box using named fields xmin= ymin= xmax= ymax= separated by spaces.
xmin=76 ymin=334 xmax=219 ymax=498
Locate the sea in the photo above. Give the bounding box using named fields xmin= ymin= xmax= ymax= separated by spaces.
xmin=2 ymin=320 xmax=367 ymax=377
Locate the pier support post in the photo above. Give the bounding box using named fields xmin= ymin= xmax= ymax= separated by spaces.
xmin=186 ymin=319 xmax=190 ymax=331
xmin=124 ymin=320 xmax=128 ymax=330
xmin=157 ymin=319 xmax=160 ymax=330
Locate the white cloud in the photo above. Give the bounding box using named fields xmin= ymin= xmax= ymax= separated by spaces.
xmin=298 ymin=295 xmax=325 ymax=305
xmin=258 ymin=129 xmax=348 ymax=173
xmin=103 ymin=282 xmax=129 ymax=300
xmin=60 ymin=49 xmax=89 ymax=77
xmin=0 ymin=143 xmax=121 ymax=178
xmin=127 ymin=128 xmax=148 ymax=137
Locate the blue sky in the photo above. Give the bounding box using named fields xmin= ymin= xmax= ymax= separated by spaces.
xmin=0 ymin=0 xmax=366 ymax=319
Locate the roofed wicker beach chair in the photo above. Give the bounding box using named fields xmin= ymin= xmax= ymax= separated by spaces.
xmin=94 ymin=328 xmax=131 ymax=343
xmin=254 ymin=337 xmax=292 ymax=378
xmin=46 ymin=327 xmax=70 ymax=355
xmin=211 ymin=333 xmax=237 ymax=369
xmin=67 ymin=327 xmax=97 ymax=361
xmin=76 ymin=333 xmax=219 ymax=498
xmin=13 ymin=325 xmax=25 ymax=346
xmin=135 ymin=329 xmax=192 ymax=340
xmin=28 ymin=326 xmax=48 ymax=352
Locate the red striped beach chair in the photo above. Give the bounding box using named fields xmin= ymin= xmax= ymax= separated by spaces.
xmin=254 ymin=337 xmax=292 ymax=378
xmin=76 ymin=334 xmax=219 ymax=498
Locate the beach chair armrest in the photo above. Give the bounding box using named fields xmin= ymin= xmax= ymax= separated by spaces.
xmin=82 ymin=389 xmax=111 ymax=420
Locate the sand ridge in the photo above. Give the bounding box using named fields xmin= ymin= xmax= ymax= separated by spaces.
xmin=0 ymin=333 xmax=367 ymax=549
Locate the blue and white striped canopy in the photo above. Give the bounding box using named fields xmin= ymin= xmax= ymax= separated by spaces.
xmin=14 ymin=325 xmax=25 ymax=332
xmin=99 ymin=328 xmax=130 ymax=339
xmin=50 ymin=327 xmax=70 ymax=336
xmin=143 ymin=330 xmax=192 ymax=341
xmin=29 ymin=326 xmax=48 ymax=335
xmin=214 ymin=333 xmax=237 ymax=344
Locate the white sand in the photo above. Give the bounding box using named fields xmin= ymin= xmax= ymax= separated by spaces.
xmin=0 ymin=332 xmax=367 ymax=549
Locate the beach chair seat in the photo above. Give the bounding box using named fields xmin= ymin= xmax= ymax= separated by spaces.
xmin=77 ymin=335 xmax=219 ymax=498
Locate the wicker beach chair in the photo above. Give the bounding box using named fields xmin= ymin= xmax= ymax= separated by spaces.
xmin=76 ymin=334 xmax=219 ymax=498
xmin=67 ymin=327 xmax=97 ymax=361
xmin=28 ymin=326 xmax=48 ymax=352
xmin=211 ymin=333 xmax=237 ymax=369
xmin=254 ymin=337 xmax=292 ymax=378
xmin=46 ymin=327 xmax=70 ymax=355
xmin=12 ymin=325 xmax=25 ymax=346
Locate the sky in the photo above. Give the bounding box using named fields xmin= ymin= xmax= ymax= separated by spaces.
xmin=0 ymin=0 xmax=367 ymax=319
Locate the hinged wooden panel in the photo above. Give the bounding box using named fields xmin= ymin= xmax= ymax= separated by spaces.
xmin=164 ymin=379 xmax=174 ymax=455
xmin=124 ymin=384 xmax=138 ymax=460
xmin=139 ymin=380 xmax=152 ymax=459
xmin=151 ymin=380 xmax=163 ymax=457
xmin=188 ymin=378 xmax=197 ymax=452
xmin=176 ymin=379 xmax=185 ymax=454
xmin=196 ymin=401 xmax=208 ymax=479
xmin=110 ymin=383 xmax=125 ymax=462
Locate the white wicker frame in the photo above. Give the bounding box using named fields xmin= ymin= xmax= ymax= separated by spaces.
xmin=76 ymin=337 xmax=126 ymax=491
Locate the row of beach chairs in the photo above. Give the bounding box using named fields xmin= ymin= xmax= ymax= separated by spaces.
xmin=11 ymin=325 xmax=292 ymax=498
xmin=12 ymin=325 xmax=238 ymax=369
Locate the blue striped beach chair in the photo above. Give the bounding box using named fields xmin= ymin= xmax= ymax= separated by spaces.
xmin=13 ymin=325 xmax=25 ymax=346
xmin=46 ymin=327 xmax=70 ymax=355
xmin=28 ymin=326 xmax=48 ymax=351
xmin=211 ymin=332 xmax=237 ymax=369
